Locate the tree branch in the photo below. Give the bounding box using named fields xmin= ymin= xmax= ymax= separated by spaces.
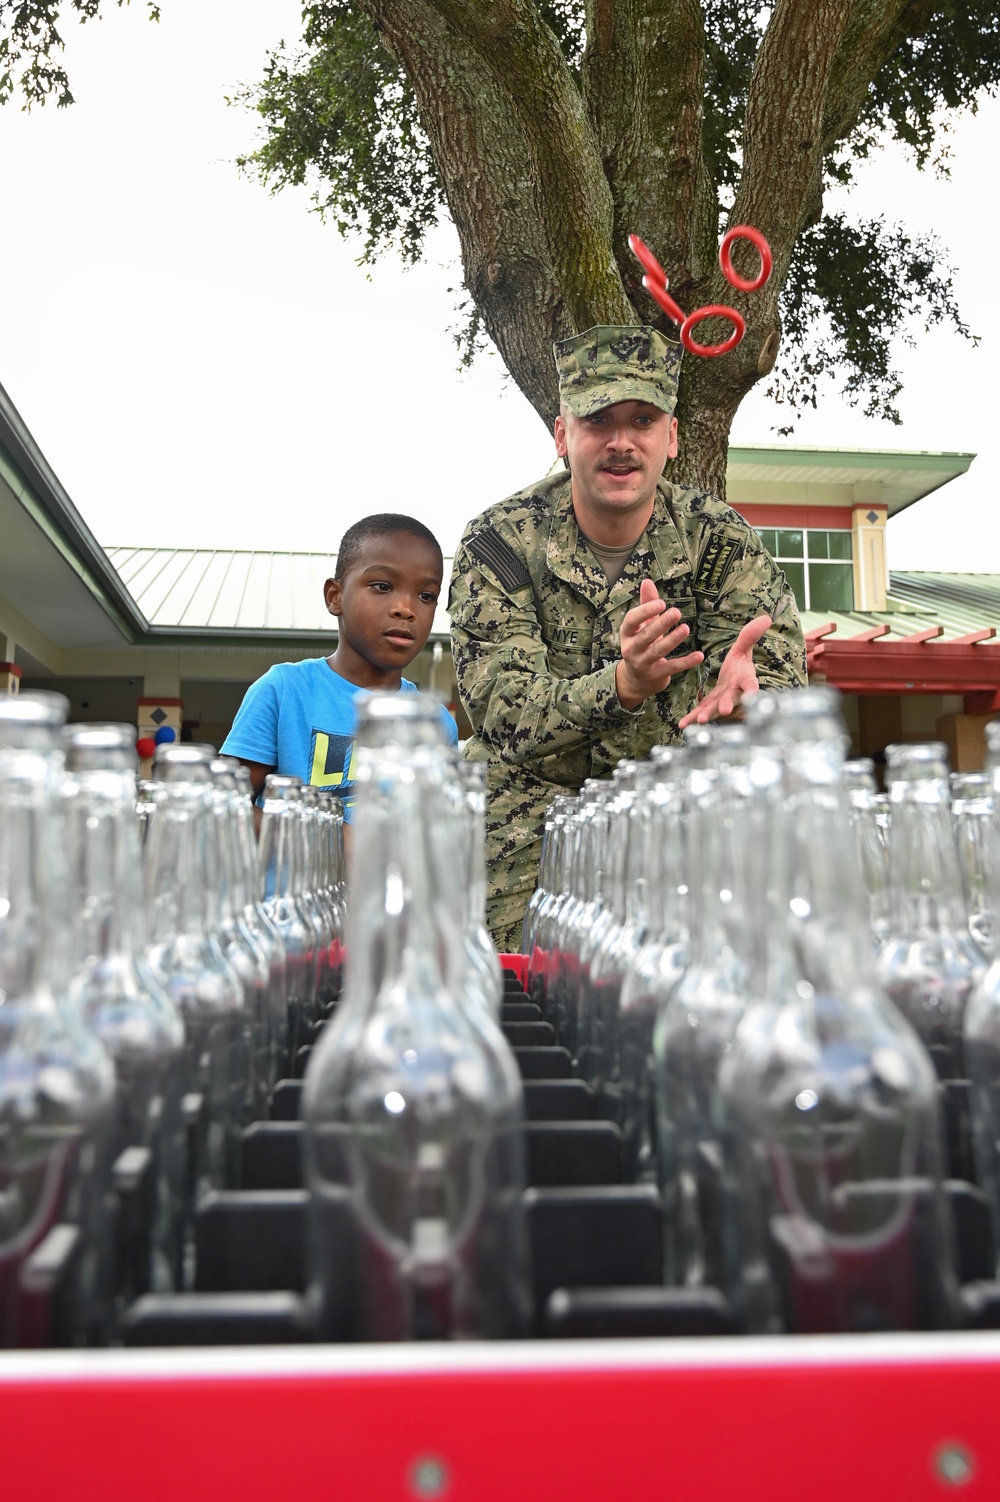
xmin=582 ymin=0 xmax=718 ymax=318
xmin=820 ymin=0 xmax=924 ymax=156
xmin=359 ymin=0 xmax=632 ymax=424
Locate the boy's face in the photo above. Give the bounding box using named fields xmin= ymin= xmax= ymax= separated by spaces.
xmin=324 ymin=531 xmax=443 ymax=686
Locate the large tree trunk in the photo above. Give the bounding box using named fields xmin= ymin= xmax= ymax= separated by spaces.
xmin=359 ymin=0 xmax=916 ymax=499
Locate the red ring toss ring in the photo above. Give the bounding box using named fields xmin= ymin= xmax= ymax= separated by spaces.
xmin=719 ymin=225 xmax=772 ymax=292
xmin=680 ymin=304 xmax=745 ymax=358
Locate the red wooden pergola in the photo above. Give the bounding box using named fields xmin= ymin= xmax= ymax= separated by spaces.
xmin=806 ymin=623 xmax=1000 ymax=713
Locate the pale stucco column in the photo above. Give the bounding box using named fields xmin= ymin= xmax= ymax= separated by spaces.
xmin=851 ymin=483 xmax=889 ymax=612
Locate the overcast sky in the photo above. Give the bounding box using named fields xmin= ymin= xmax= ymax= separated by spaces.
xmin=1 ymin=0 xmax=996 ymax=572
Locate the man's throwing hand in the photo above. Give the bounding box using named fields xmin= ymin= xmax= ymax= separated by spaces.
xmin=615 ymin=579 xmax=705 ymax=712
xmin=677 ymin=613 xmax=772 ymax=728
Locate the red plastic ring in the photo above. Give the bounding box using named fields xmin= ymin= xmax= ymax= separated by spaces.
xmin=628 ymin=233 xmax=668 ymax=287
xmin=680 ymin=304 xmax=745 ymax=357
xmin=719 ymin=225 xmax=771 ymax=292
xmin=642 ymin=274 xmax=687 ymax=328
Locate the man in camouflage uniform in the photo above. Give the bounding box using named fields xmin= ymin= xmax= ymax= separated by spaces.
xmin=448 ymin=325 xmax=807 ymax=951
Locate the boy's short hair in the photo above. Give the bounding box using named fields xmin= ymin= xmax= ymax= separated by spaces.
xmin=334 ymin=514 xmax=443 ymax=582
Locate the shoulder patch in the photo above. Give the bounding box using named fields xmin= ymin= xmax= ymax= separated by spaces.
xmin=695 ymin=533 xmax=743 ymax=598
xmin=467 ymin=525 xmax=532 ymax=593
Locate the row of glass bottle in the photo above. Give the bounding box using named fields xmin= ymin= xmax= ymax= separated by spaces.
xmin=522 ymin=691 xmax=1000 ymax=1332
xmin=846 ymin=759 xmax=996 ymax=960
xmin=0 ymin=691 xmax=347 ymax=1346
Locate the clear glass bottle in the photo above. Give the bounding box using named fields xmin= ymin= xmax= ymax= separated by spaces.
xmin=876 ymin=742 xmax=986 ymax=1082
xmin=315 ymin=789 xmax=347 ymax=1006
xmin=582 ymin=762 xmax=648 ymax=1102
xmin=63 ymin=723 xmax=188 ymax=1297
xmin=549 ymin=780 xmax=613 ymax=1066
xmin=209 ymin=757 xmax=274 ymax=1117
xmin=526 ymin=795 xmax=574 ymax=1010
xmin=300 ymin=786 xmax=335 ymax=1010
xmin=143 ymin=743 xmax=249 ymax=1201
xmin=303 ymin=693 xmax=530 ymax=1340
xmin=617 ymin=745 xmax=689 ymax=1182
xmin=259 ymin=775 xmax=318 ymax=1065
xmin=523 ymin=796 xmax=564 ymax=964
xmin=720 ymin=691 xmax=958 ymax=1334
xmin=653 ymin=724 xmax=755 ymax=1287
xmin=230 ymin=762 xmax=289 ymax=1089
xmin=963 ymin=722 xmax=1000 ymax=1268
xmin=456 ymin=760 xmax=504 ymax=1005
xmin=0 ymin=692 xmax=117 ymax=1347
xmin=951 ymin=771 xmax=996 ymax=960
xmin=844 ymin=757 xmax=892 ymax=947
xmin=136 ymin=778 xmax=158 ymax=850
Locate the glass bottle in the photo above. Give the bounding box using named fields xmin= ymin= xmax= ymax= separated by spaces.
xmin=963 ymin=722 xmax=1000 ymax=1267
xmin=63 ymin=723 xmax=187 ymax=1297
xmin=303 ymin=693 xmax=530 ymax=1340
xmin=652 ymin=724 xmax=755 ymax=1287
xmin=230 ymin=762 xmax=289 ymax=1089
xmin=951 ymin=771 xmax=996 ymax=960
xmin=549 ymin=780 xmax=613 ymax=1065
xmin=143 ymin=744 xmax=249 ymax=1200
xmin=844 ymin=757 xmax=892 ymax=947
xmin=720 ymin=691 xmax=958 ymax=1334
xmin=456 ymin=760 xmax=504 ymax=1005
xmin=300 ymin=786 xmax=335 ymax=1010
xmin=526 ymin=795 xmax=574 ymax=1010
xmin=135 ymin=778 xmax=157 ymax=849
xmin=0 ymin=692 xmax=117 ymax=1347
xmin=259 ymin=775 xmax=318 ymax=1064
xmin=617 ymin=745 xmax=689 ymax=1182
xmin=582 ymin=762 xmax=649 ymax=1103
xmin=876 ymin=742 xmax=986 ymax=1082
xmin=315 ymin=789 xmax=347 ymax=1005
xmin=209 ymin=757 xmax=274 ymax=1116
xmin=523 ymin=796 xmax=564 ymax=965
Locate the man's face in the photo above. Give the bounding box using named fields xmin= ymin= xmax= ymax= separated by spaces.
xmin=324 ymin=532 xmax=442 ymax=686
xmin=554 ymin=400 xmax=678 ymax=533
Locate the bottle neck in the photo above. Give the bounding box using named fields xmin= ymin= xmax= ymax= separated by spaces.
xmin=777 ymin=737 xmax=879 ymax=991
xmin=259 ymin=803 xmax=300 ymax=900
xmin=144 ymin=781 xmax=219 ymax=940
xmin=464 ymin=790 xmax=490 ymax=931
xmin=888 ymin=776 xmax=969 ymax=939
xmin=0 ymin=743 xmax=69 ymax=1009
xmin=684 ymin=764 xmax=755 ymax=965
xmin=64 ymin=765 xmax=146 ymax=963
xmin=345 ymin=746 xmax=465 ymax=1020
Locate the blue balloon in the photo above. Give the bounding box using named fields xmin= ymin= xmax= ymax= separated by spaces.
xmin=153 ymin=725 xmax=176 ymax=745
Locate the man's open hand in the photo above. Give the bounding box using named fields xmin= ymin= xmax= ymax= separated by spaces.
xmin=677 ymin=613 xmax=772 ymax=728
xmin=616 ymin=579 xmax=705 ymax=711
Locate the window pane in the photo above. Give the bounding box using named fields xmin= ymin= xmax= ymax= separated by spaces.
xmin=780 ymin=560 xmax=806 ymax=606
xmin=826 ymin=530 xmax=853 ymax=560
xmin=775 ymin=529 xmax=804 ymax=557
xmin=808 ymin=562 xmax=854 ymax=612
xmin=756 ymin=528 xmax=776 ymax=554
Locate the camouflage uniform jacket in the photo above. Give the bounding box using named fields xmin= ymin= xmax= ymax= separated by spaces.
xmin=448 ymin=470 xmax=807 ymax=950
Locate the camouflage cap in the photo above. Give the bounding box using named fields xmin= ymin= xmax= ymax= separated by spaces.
xmin=554 ymin=325 xmax=682 ymax=418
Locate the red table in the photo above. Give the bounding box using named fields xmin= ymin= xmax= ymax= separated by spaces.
xmin=3 ymin=1332 xmax=998 ymax=1501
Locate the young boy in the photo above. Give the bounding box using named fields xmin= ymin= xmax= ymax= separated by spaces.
xmin=222 ymin=514 xmax=458 ymax=816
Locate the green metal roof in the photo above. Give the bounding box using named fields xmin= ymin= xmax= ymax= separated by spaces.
xmin=800 ymin=572 xmax=1000 ymax=644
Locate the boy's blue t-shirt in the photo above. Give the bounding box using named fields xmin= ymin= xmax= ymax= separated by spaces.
xmin=221 ymin=658 xmax=458 ymax=816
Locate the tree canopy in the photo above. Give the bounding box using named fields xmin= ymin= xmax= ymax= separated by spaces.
xmin=4 ymin=0 xmax=996 ymax=492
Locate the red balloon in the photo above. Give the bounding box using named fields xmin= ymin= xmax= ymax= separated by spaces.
xmin=136 ymin=736 xmax=157 ymax=759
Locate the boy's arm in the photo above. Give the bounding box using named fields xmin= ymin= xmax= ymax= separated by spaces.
xmin=235 ymin=758 xmax=276 ymax=836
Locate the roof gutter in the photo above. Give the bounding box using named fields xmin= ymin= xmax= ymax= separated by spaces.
xmin=0 ymin=381 xmax=149 ymax=642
